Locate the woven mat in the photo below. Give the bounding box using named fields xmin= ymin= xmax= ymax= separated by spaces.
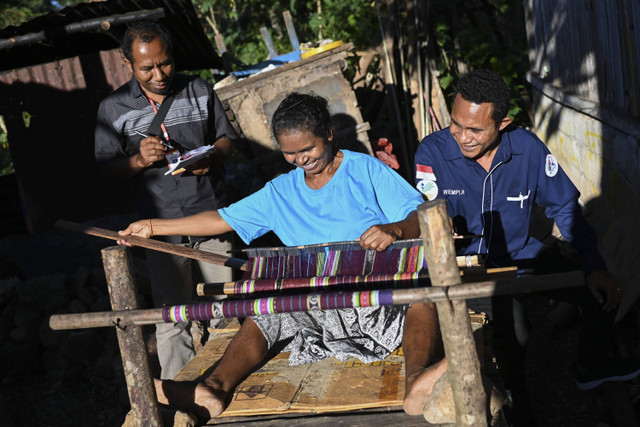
xmin=174 ymin=312 xmax=486 ymax=418
xmin=174 ymin=318 xmax=405 ymax=417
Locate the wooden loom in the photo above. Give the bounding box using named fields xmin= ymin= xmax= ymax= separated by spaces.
xmin=51 ymin=202 xmax=585 ymax=426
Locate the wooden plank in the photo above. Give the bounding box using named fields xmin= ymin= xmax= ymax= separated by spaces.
xmin=55 ymin=219 xmax=249 ymax=271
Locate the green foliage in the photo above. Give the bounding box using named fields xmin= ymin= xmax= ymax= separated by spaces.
xmin=0 ymin=117 xmax=14 ymax=176
xmin=191 ymin=0 xmax=378 ymax=71
xmin=0 ymin=0 xmax=85 ymax=30
xmin=428 ymin=0 xmax=531 ymax=125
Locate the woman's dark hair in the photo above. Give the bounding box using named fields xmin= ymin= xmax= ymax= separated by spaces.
xmin=455 ymin=69 xmax=511 ymax=127
xmin=271 ymin=92 xmax=332 ymax=142
xmin=120 ymin=21 xmax=173 ymax=64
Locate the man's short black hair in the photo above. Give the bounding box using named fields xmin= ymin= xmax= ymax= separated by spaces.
xmin=120 ymin=21 xmax=173 ymax=64
xmin=455 ymin=69 xmax=512 ymax=126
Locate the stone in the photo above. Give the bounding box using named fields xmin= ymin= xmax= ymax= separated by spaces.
xmin=75 ymin=266 xmax=91 ymax=291
xmin=61 ymin=330 xmax=104 ymax=365
xmin=95 ymin=351 xmax=115 ymax=380
xmin=40 ymin=316 xmax=68 ymax=349
xmin=76 ymin=287 xmax=93 ymax=307
xmin=90 ymin=295 xmax=111 ymax=313
xmin=34 ymin=274 xmax=69 ymax=312
xmin=12 ymin=305 xmax=42 ymax=327
xmin=423 ymin=372 xmax=507 ymax=425
xmin=41 ymin=348 xmax=71 ymax=375
xmin=67 ymin=299 xmax=88 ymax=314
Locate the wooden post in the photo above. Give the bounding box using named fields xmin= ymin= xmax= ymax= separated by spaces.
xmin=102 ymin=246 xmax=163 ymax=427
xmin=418 ymin=200 xmax=487 ymax=426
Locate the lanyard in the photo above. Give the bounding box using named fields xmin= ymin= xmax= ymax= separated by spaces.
xmin=146 ymin=96 xmax=171 ymax=142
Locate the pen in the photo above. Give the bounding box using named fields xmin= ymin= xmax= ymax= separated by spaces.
xmin=134 ymin=130 xmax=174 ymax=149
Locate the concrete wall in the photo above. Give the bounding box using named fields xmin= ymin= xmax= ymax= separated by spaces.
xmin=529 ymin=74 xmax=640 ymax=315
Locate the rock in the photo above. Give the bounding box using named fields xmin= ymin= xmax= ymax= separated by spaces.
xmin=90 ymin=267 xmax=107 ymax=288
xmin=40 ymin=316 xmax=68 ymax=349
xmin=423 ymin=372 xmax=507 ymax=425
xmin=0 ymin=314 xmax=11 ymax=341
xmin=22 ymin=273 xmax=69 ymax=312
xmin=76 ymin=287 xmax=93 ymax=307
xmin=95 ymin=350 xmax=116 ymax=380
xmin=13 ymin=305 xmax=42 ymax=327
xmin=90 ymin=295 xmax=111 ymax=313
xmin=87 ymin=285 xmax=105 ymax=301
xmin=41 ymin=348 xmax=71 ymax=376
xmin=9 ymin=325 xmax=33 ymax=342
xmin=0 ymin=276 xmax=20 ymax=298
xmin=67 ymin=299 xmax=88 ymax=314
xmin=0 ymin=341 xmax=41 ymax=380
xmin=75 ymin=266 xmax=91 ymax=291
xmin=1 ymin=293 xmax=18 ymax=319
xmin=173 ymin=410 xmax=198 ymax=427
xmin=61 ymin=330 xmax=104 ymax=365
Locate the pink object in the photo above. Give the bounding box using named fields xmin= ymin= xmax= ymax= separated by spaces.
xmin=372 ymin=138 xmax=400 ymax=169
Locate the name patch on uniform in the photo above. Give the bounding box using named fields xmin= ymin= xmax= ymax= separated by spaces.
xmin=416 ymin=164 xmax=436 ymax=181
xmin=416 ymin=179 xmax=438 ymax=200
xmin=545 ymin=154 xmax=558 ymax=177
xmin=442 ymin=189 xmax=465 ymax=196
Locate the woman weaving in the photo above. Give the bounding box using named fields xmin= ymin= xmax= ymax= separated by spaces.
xmin=118 ymin=93 xmax=446 ymax=419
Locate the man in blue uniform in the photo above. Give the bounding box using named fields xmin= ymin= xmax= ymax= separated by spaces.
xmin=414 ymin=69 xmax=639 ymax=419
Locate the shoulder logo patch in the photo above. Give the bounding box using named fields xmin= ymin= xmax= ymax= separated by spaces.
xmin=416 ymin=179 xmax=438 ymax=200
xmin=545 ymin=154 xmax=558 ymax=177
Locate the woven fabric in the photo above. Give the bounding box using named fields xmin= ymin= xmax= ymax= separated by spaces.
xmin=243 ymin=238 xmax=427 ymax=280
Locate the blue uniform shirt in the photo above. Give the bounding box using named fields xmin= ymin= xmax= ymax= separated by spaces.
xmin=414 ymin=126 xmax=606 ymax=273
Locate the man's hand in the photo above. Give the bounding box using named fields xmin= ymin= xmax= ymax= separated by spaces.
xmin=185 ymin=155 xmax=212 ymax=175
xmin=358 ymin=224 xmax=402 ymax=251
xmin=117 ymin=219 xmax=153 ymax=246
xmin=586 ymin=270 xmax=622 ymax=311
xmin=137 ymin=136 xmax=166 ymax=167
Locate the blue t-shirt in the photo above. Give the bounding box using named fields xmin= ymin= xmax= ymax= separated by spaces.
xmin=220 ymin=150 xmax=423 ymax=246
xmin=414 ymin=126 xmax=606 ymax=273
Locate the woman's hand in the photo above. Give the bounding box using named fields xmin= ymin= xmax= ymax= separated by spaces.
xmin=358 ymin=211 xmax=420 ymax=251
xmin=358 ymin=224 xmax=402 ymax=251
xmin=117 ymin=219 xmax=153 ymax=246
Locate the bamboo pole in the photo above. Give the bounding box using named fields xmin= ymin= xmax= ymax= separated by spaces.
xmin=55 ymin=220 xmax=249 ymax=271
xmin=418 ymin=200 xmax=487 ymax=426
xmin=49 ymin=270 xmax=583 ymax=331
xmin=102 ymin=246 xmax=162 ymax=427
xmin=0 ymin=9 xmax=166 ymax=50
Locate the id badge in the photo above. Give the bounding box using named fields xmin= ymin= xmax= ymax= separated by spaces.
xmin=165 ymin=149 xmax=181 ymax=169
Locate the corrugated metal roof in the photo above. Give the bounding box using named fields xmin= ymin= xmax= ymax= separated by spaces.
xmin=0 ymin=0 xmax=222 ymax=73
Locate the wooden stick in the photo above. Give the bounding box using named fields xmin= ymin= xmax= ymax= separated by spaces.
xmin=55 ymin=219 xmax=249 ymax=271
xmin=49 ymin=270 xmax=583 ymax=330
xmin=418 ymin=199 xmax=487 ymax=426
xmin=102 ymin=246 xmax=162 ymax=426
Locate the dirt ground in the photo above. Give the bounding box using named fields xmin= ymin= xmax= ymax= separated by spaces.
xmin=1 ymin=221 xmax=639 ymax=427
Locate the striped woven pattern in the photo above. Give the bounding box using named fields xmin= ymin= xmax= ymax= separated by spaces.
xmin=162 ymin=289 xmax=395 ymax=322
xmin=245 ymin=238 xmax=427 ymax=280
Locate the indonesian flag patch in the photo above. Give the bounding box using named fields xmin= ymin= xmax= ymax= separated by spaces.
xmin=416 ymin=164 xmax=436 ymax=181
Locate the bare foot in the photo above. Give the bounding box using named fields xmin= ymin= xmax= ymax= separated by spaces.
xmin=403 ymin=358 xmax=448 ymax=415
xmin=154 ymin=378 xmax=228 ymax=419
